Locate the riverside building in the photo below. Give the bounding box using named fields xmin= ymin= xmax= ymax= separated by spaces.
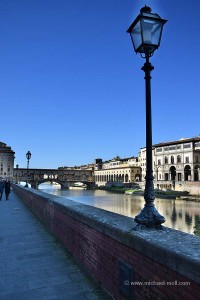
xmin=138 ymin=136 xmax=200 ymax=184
xmin=0 ymin=141 xmax=15 ymax=181
xmin=153 ymin=136 xmax=200 ymax=182
xmin=94 ymin=157 xmax=141 ymax=187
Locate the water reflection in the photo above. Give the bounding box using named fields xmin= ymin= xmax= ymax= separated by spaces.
xmin=39 ymin=183 xmax=200 ymax=235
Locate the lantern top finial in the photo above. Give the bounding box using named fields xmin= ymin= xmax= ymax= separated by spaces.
xmin=140 ymin=6 xmax=152 ymax=14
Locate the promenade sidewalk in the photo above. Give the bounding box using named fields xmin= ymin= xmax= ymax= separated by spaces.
xmin=0 ymin=190 xmax=112 ymax=300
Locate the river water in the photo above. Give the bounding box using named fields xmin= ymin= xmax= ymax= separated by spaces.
xmin=38 ymin=183 xmax=200 ymax=236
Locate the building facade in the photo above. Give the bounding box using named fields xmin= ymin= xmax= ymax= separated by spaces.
xmin=0 ymin=142 xmax=15 ymax=180
xmin=153 ymin=137 xmax=200 ymax=182
xmin=94 ymin=157 xmax=141 ymax=187
xmin=137 ymin=137 xmax=200 ymax=183
xmin=138 ymin=147 xmax=149 ymax=181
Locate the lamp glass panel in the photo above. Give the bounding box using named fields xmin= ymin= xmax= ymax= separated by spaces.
xmin=26 ymin=152 xmax=31 ymax=160
xmin=151 ymin=22 xmax=163 ymax=46
xmin=130 ymin=20 xmax=142 ymax=51
xmin=141 ymin=18 xmax=163 ymax=46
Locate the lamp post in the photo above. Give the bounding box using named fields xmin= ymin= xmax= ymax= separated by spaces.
xmin=127 ymin=6 xmax=167 ymax=227
xmin=16 ymin=164 xmax=19 ymax=184
xmin=25 ymin=151 xmax=31 ymax=187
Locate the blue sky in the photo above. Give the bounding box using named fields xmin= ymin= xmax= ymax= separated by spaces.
xmin=0 ymin=0 xmax=200 ymax=168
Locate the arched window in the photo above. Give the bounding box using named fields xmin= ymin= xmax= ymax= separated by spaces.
xmin=184 ymin=165 xmax=191 ymax=181
xmin=158 ymin=159 xmax=161 ymax=165
xmin=170 ymin=166 xmax=176 ymax=181
xmin=177 ymin=155 xmax=181 ymax=163
xmin=171 ymin=156 xmax=174 ymax=164
xmin=164 ymin=157 xmax=168 ymax=164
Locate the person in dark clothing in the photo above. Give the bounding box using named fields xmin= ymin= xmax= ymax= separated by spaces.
xmin=4 ymin=180 xmax=11 ymax=200
xmin=0 ymin=180 xmax=5 ymax=200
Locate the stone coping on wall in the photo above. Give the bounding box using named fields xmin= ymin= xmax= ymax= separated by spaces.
xmin=14 ymin=186 xmax=200 ymax=285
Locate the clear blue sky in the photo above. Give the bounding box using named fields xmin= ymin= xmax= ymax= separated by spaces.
xmin=0 ymin=0 xmax=199 ymax=169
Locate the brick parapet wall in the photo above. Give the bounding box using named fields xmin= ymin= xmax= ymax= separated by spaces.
xmin=13 ymin=185 xmax=200 ymax=300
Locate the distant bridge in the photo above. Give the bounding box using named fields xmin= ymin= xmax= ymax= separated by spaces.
xmin=13 ymin=168 xmax=94 ymax=189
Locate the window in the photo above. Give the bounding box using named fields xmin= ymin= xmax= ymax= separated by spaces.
xmin=177 ymin=155 xmax=181 ymax=163
xmin=156 ymin=148 xmax=162 ymax=152
xmin=177 ymin=145 xmax=181 ymax=150
xmin=164 ymin=157 xmax=168 ymax=164
xmin=171 ymin=156 xmax=174 ymax=164
xmin=169 ymin=145 xmax=176 ymax=150
xmin=195 ymin=142 xmax=200 ymax=148
xmin=164 ymin=147 xmax=168 ymax=151
xmin=195 ymin=156 xmax=199 ymax=163
xmin=183 ymin=143 xmax=191 ymax=149
xmin=185 ymin=157 xmax=189 ymax=163
xmin=165 ymin=173 xmax=169 ymax=181
xmin=158 ymin=159 xmax=161 ymax=165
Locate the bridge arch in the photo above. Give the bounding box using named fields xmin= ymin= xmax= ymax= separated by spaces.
xmin=33 ymin=178 xmax=68 ymax=189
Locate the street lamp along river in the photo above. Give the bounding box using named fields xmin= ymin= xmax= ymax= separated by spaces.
xmin=127 ymin=6 xmax=167 ymax=227
xmin=25 ymin=151 xmax=31 ymax=188
xmin=16 ymin=164 xmax=19 ymax=184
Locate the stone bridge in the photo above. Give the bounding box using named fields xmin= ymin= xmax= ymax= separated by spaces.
xmin=13 ymin=168 xmax=94 ymax=189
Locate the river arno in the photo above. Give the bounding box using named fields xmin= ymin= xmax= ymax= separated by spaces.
xmin=39 ymin=183 xmax=200 ymax=236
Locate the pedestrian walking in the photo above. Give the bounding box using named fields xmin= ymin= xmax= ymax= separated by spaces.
xmin=4 ymin=180 xmax=11 ymax=200
xmin=0 ymin=180 xmax=5 ymax=200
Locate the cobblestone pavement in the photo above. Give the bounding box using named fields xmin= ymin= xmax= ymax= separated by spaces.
xmin=0 ymin=190 xmax=112 ymax=300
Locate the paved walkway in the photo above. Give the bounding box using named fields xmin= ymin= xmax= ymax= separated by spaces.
xmin=0 ymin=190 xmax=112 ymax=300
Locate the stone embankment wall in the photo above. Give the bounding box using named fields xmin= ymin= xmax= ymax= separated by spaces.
xmin=154 ymin=181 xmax=200 ymax=195
xmin=175 ymin=181 xmax=200 ymax=195
xmin=13 ymin=185 xmax=200 ymax=300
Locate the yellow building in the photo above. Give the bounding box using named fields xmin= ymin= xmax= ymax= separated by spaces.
xmin=94 ymin=157 xmax=141 ymax=187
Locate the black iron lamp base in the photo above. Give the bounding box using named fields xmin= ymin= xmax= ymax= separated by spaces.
xmin=135 ymin=205 xmax=165 ymax=227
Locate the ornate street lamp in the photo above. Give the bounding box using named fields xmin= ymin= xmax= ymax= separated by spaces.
xmin=16 ymin=164 xmax=19 ymax=184
xmin=127 ymin=6 xmax=167 ymax=227
xmin=25 ymin=151 xmax=31 ymax=187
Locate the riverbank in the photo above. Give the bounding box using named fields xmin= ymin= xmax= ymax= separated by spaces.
xmin=178 ymin=195 xmax=200 ymax=202
xmin=96 ymin=186 xmax=200 ymax=201
xmin=95 ymin=186 xmax=127 ymax=194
